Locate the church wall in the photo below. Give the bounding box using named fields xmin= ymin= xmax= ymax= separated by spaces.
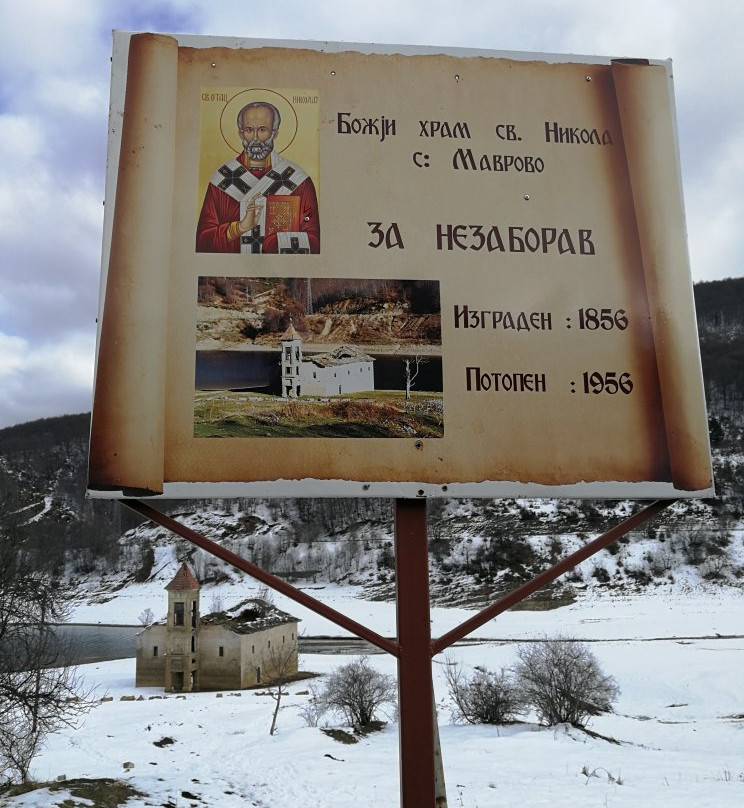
xmin=135 ymin=619 xmax=300 ymax=690
xmin=199 ymin=625 xmax=243 ymax=690
xmin=299 ymin=366 xmax=327 ymax=397
xmin=300 ymin=361 xmax=374 ymax=396
xmin=135 ymin=625 xmax=167 ymax=687
xmin=240 ymin=622 xmax=299 ymax=687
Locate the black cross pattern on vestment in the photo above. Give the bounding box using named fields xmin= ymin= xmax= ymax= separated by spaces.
xmin=264 ymin=166 xmax=297 ymax=195
xmin=216 ymin=164 xmax=251 ymax=195
xmin=279 ymin=236 xmax=310 ymax=254
xmin=241 ymin=228 xmax=264 ymax=253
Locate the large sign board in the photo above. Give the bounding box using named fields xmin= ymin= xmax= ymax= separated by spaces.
xmin=88 ymin=33 xmax=714 ymax=499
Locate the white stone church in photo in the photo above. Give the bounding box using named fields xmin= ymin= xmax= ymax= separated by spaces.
xmin=280 ymin=320 xmax=375 ymax=399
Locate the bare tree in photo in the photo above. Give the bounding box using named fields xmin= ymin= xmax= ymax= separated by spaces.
xmin=137 ymin=607 xmax=155 ymax=627
xmin=256 ymin=584 xmax=275 ymax=606
xmin=404 ymin=356 xmax=427 ymax=401
xmin=208 ymin=593 xmax=225 ymax=614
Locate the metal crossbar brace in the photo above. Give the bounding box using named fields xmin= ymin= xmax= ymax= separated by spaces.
xmin=121 ymin=499 xmax=398 ymax=656
xmin=432 ymin=498 xmax=676 ymax=654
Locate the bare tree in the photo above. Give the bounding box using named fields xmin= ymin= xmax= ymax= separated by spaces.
xmin=404 ymin=356 xmax=427 ymax=401
xmin=265 ymin=642 xmax=299 ymax=736
xmin=208 ymin=593 xmax=225 ymax=614
xmin=444 ymin=657 xmax=523 ymax=725
xmin=322 ymin=657 xmax=397 ymax=729
xmin=137 ymin=607 xmax=155 ymax=627
xmin=256 ymin=585 xmax=275 ymax=606
xmin=0 ymin=537 xmax=96 ymax=782
xmin=514 ymin=638 xmax=619 ymax=727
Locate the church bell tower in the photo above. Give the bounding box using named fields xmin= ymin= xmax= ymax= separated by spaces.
xmin=164 ymin=563 xmax=201 ymax=692
xmin=280 ymin=318 xmax=302 ymax=399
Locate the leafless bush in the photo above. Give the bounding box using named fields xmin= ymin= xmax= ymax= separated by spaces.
xmin=137 ymin=607 xmax=154 ymax=627
xmin=515 ymin=638 xmax=619 ymax=727
xmin=678 ymin=525 xmax=730 ymax=566
xmin=281 ymin=400 xmax=312 ymax=420
xmin=208 ymin=594 xmax=224 ymax=614
xmin=444 ymin=657 xmax=522 ymax=725
xmin=321 ymin=657 xmax=397 ymax=729
xmin=256 ymin=585 xmax=275 ymax=606
xmin=298 ymin=681 xmax=329 ymax=727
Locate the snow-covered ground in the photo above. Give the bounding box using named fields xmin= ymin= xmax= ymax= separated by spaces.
xmin=70 ymin=574 xmax=743 ymax=642
xmin=5 ymin=585 xmax=743 ymax=807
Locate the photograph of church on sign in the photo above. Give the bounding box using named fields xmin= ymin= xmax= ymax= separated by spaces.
xmin=280 ymin=321 xmax=375 ymax=398
xmin=136 ymin=564 xmax=300 ymax=692
xmin=194 ymin=277 xmax=443 ymax=438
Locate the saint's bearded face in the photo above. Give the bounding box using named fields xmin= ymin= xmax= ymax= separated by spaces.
xmin=242 ymin=134 xmax=274 ymax=161
xmin=238 ymin=105 xmax=277 ymax=162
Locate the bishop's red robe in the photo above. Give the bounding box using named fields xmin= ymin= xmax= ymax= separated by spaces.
xmin=195 ymin=152 xmax=320 ymax=253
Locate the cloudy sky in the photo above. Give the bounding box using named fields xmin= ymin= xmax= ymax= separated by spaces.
xmin=0 ymin=0 xmax=742 ymax=429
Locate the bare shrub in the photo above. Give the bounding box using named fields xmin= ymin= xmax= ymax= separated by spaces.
xmin=329 ymin=399 xmax=399 ymax=423
xmin=298 ymin=681 xmax=329 ymax=727
xmin=281 ymin=400 xmax=311 ymax=420
xmin=515 ymin=638 xmax=619 ymax=727
xmin=444 ymin=658 xmax=522 ymax=725
xmin=321 ymin=657 xmax=397 ymax=729
xmin=678 ymin=525 xmax=730 ymax=566
xmin=256 ymin=585 xmax=275 ymax=606
xmin=137 ymin=607 xmax=154 ymax=627
xmin=208 ymin=594 xmax=224 ymax=614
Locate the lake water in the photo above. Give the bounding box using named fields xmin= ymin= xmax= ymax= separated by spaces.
xmin=195 ymin=351 xmax=443 ymax=393
xmin=39 ymin=626 xmax=366 ymax=666
xmin=0 ymin=624 xmax=140 ymax=669
xmin=2 ymin=624 xmax=459 ymax=669
xmin=53 ymin=624 xmax=140 ymax=665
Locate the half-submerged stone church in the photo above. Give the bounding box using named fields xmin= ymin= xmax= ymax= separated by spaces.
xmin=135 ymin=563 xmax=300 ymax=692
xmin=280 ymin=320 xmax=375 ymax=399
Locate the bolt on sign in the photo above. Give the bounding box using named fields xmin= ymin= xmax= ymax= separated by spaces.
xmin=88 ymin=33 xmax=714 ymax=500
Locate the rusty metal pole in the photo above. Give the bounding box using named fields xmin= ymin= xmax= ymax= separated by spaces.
xmin=395 ymin=498 xmax=436 ymax=808
xmin=433 ymin=697 xmax=448 ymax=807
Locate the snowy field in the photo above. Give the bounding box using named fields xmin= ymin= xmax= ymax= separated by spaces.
xmin=69 ymin=576 xmax=744 ymax=641
xmin=4 ymin=585 xmax=743 ymax=807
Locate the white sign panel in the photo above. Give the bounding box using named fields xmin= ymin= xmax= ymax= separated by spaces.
xmin=88 ymin=33 xmax=714 ymax=499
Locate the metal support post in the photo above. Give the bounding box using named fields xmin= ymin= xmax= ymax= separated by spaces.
xmin=395 ymin=498 xmax=436 ymax=808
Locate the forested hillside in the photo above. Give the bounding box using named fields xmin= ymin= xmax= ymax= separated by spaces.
xmin=694 ymin=278 xmax=744 ymax=436
xmin=1 ymin=278 xmax=742 ymax=605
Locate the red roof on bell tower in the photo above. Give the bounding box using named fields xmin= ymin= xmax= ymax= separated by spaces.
xmin=165 ymin=563 xmax=201 ymax=591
